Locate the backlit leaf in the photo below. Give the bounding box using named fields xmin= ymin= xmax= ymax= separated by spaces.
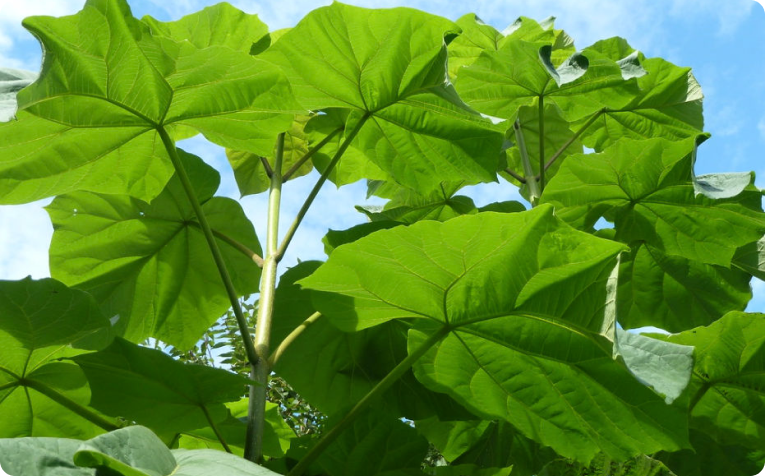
xmin=48 ymin=150 xmax=261 ymax=348
xmin=262 ymin=3 xmax=503 ymax=192
xmin=0 ymin=0 xmax=296 ymax=204
xmin=0 ymin=278 xmax=114 ymax=439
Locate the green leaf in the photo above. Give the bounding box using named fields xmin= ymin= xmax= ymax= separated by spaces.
xmin=323 ymin=222 xmax=401 ymax=256
xmin=301 ymin=206 xmax=690 ymax=462
xmin=0 ymin=0 xmax=297 ymax=204
xmin=614 ymin=329 xmax=694 ymax=404
xmin=539 ymin=454 xmax=677 ymax=476
xmin=271 ymin=262 xmax=471 ymax=420
xmin=417 ymin=418 xmax=556 ymax=475
xmin=454 ymin=36 xmax=635 ymax=122
xmin=577 ymin=46 xmax=703 ymax=150
xmin=0 ymin=278 xmax=115 ymax=439
xmin=178 ymin=399 xmax=294 ymax=458
xmin=0 ymin=426 xmax=282 ymax=476
xmin=0 ymin=67 xmax=37 ymax=122
xmin=733 ymin=237 xmax=765 ymax=280
xmin=71 ymin=337 xmax=250 ymax=436
xmin=141 ymin=3 xmax=269 ymax=52
xmin=307 ymin=109 xmax=388 ymax=186
xmin=227 ymin=115 xmax=313 ymax=196
xmin=47 ymin=150 xmax=261 ymax=348
xmin=0 ymin=438 xmax=91 ymax=476
xmin=541 ymin=137 xmax=765 ymax=267
xmin=357 ymin=182 xmax=477 ymax=224
xmin=313 ymin=410 xmax=429 ymax=476
xmin=618 ymin=243 xmax=751 ymax=332
xmin=657 ymin=430 xmax=765 ymax=476
xmin=447 ymin=14 xmax=504 ymax=80
xmin=664 ymin=312 xmax=765 ymax=450
xmin=447 ymin=15 xmax=575 ymax=81
xmin=262 ymin=3 xmax=503 ymax=192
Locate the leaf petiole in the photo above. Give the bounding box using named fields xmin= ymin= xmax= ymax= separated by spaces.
xmin=514 ymin=119 xmax=541 ymax=205
xmin=157 ymin=127 xmax=259 ymax=368
xmin=282 ymin=127 xmax=343 ymax=181
xmin=21 ymin=378 xmax=120 ymax=432
xmin=268 ymin=312 xmax=322 ymax=367
xmin=276 ymin=114 xmax=369 ymax=261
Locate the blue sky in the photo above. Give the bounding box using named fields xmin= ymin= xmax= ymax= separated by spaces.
xmin=1 ymin=0 xmax=764 ymax=310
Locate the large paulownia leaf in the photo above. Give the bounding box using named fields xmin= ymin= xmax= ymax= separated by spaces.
xmin=0 ymin=0 xmax=298 ymax=205
xmin=541 ymin=137 xmax=765 ymax=268
xmin=538 ymin=454 xmax=676 ymax=476
xmin=0 ymin=67 xmax=37 ymax=122
xmin=300 ymin=206 xmax=692 ymax=463
xmin=0 ymin=426 xmax=281 ymax=476
xmin=447 ymin=14 xmax=575 ymax=81
xmin=663 ymin=312 xmax=765 ymax=451
xmin=0 ymin=278 xmax=115 ymax=439
xmin=416 ymin=418 xmax=556 ymax=475
xmin=271 ymin=261 xmax=472 ymax=421
xmin=453 ymin=34 xmax=638 ymax=123
xmin=47 ymin=150 xmax=261 ymax=348
xmin=617 ymin=243 xmax=751 ymax=332
xmin=71 ymin=337 xmax=250 ymax=436
xmin=576 ymin=38 xmax=703 ymax=151
xmin=178 ymin=399 xmax=294 ymax=458
xmin=657 ymin=430 xmax=765 ymax=476
xmin=141 ymin=2 xmax=269 ymax=53
xmin=302 ymin=409 xmax=429 ymax=476
xmin=262 ymin=3 xmax=503 ymax=193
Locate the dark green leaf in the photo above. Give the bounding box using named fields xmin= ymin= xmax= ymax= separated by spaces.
xmin=618 ymin=243 xmax=751 ymax=332
xmin=71 ymin=337 xmax=250 ymax=435
xmin=657 ymin=430 xmax=765 ymax=476
xmin=48 ymin=151 xmax=261 ymax=348
xmin=664 ymin=312 xmax=765 ymax=450
xmin=539 ymin=453 xmax=676 ymax=476
xmin=0 ymin=278 xmax=114 ymax=439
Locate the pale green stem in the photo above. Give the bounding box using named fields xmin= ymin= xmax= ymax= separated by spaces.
xmin=276 ymin=114 xmax=369 ymax=261
xmin=538 ymin=96 xmax=546 ymax=191
xmin=22 ymin=378 xmax=120 ymax=432
xmin=282 ymin=127 xmax=343 ymax=181
xmin=158 ymin=127 xmax=259 ymax=367
xmin=537 ymin=108 xmax=605 ymax=178
xmin=286 ymin=326 xmax=450 ymax=476
xmin=514 ymin=119 xmax=541 ymax=206
xmin=245 ymin=132 xmax=285 ymax=463
xmin=268 ymin=312 xmax=322 ymax=367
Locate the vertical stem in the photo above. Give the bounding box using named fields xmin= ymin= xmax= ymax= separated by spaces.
xmin=157 ymin=128 xmax=259 ymax=367
xmin=286 ymin=326 xmax=450 ymax=476
xmin=513 ymin=119 xmax=541 ymax=206
xmin=245 ymin=132 xmax=285 ymax=462
xmin=538 ymin=96 xmax=546 ymax=192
